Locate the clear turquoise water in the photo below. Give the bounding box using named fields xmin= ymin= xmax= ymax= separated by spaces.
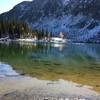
xmin=0 ymin=42 xmax=100 ymax=92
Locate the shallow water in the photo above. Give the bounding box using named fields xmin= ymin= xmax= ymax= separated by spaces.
xmin=0 ymin=42 xmax=100 ymax=92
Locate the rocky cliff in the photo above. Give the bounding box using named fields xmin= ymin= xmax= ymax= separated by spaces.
xmin=0 ymin=0 xmax=100 ymax=42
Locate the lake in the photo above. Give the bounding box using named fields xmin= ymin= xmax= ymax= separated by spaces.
xmin=0 ymin=42 xmax=100 ymax=92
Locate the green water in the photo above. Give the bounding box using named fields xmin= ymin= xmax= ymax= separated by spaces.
xmin=0 ymin=42 xmax=100 ymax=92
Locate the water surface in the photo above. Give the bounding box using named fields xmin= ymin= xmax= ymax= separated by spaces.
xmin=0 ymin=42 xmax=100 ymax=92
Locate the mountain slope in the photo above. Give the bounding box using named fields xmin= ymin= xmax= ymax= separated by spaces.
xmin=0 ymin=0 xmax=100 ymax=42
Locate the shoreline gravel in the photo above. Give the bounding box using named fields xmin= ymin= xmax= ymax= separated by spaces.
xmin=0 ymin=76 xmax=100 ymax=100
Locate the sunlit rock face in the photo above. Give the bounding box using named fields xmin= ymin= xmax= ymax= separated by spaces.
xmin=0 ymin=0 xmax=100 ymax=42
xmin=0 ymin=63 xmax=19 ymax=77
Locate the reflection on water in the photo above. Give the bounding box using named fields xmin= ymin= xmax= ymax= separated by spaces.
xmin=0 ymin=42 xmax=100 ymax=92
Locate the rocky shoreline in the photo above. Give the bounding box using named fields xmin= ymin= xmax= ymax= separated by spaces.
xmin=0 ymin=76 xmax=100 ymax=100
xmin=1 ymin=91 xmax=100 ymax=100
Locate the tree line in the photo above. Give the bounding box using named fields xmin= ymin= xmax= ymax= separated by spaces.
xmin=0 ymin=18 xmax=53 ymax=40
xmin=0 ymin=18 xmax=29 ymax=39
xmin=32 ymin=29 xmax=53 ymax=40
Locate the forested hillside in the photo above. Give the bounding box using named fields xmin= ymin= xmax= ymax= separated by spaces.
xmin=0 ymin=0 xmax=100 ymax=42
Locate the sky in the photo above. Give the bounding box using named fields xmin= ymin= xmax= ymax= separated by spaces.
xmin=0 ymin=0 xmax=32 ymax=14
